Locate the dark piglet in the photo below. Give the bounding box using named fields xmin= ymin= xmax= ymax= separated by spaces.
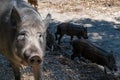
xmin=28 ymin=0 xmax=38 ymax=9
xmin=55 ymin=22 xmax=88 ymax=44
xmin=46 ymin=30 xmax=55 ymax=51
xmin=71 ymin=39 xmax=117 ymax=72
xmin=46 ymin=30 xmax=61 ymax=52
xmin=0 ymin=0 xmax=51 ymax=80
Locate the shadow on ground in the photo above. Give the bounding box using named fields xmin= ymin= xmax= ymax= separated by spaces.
xmin=0 ymin=18 xmax=120 ymax=80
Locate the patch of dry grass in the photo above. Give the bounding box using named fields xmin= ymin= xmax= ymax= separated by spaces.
xmin=38 ymin=0 xmax=120 ymax=13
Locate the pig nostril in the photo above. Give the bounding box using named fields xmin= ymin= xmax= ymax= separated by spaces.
xmin=37 ymin=60 xmax=41 ymax=63
xmin=30 ymin=59 xmax=35 ymax=63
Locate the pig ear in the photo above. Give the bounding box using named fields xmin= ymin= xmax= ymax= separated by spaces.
xmin=44 ymin=13 xmax=52 ymax=29
xmin=10 ymin=6 xmax=21 ymax=28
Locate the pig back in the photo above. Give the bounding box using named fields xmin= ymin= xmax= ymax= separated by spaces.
xmin=72 ymin=39 xmax=112 ymax=66
xmin=67 ymin=23 xmax=84 ymax=35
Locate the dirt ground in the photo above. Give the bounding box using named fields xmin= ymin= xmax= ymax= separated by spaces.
xmin=0 ymin=0 xmax=120 ymax=80
xmin=38 ymin=0 xmax=120 ymax=78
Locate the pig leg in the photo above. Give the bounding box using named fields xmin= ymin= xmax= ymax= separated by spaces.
xmin=78 ymin=53 xmax=89 ymax=63
xmin=58 ymin=34 xmax=63 ymax=44
xmin=55 ymin=32 xmax=58 ymax=41
xmin=71 ymin=50 xmax=77 ymax=60
xmin=71 ymin=54 xmax=75 ymax=60
xmin=77 ymin=36 xmax=81 ymax=39
xmin=78 ymin=53 xmax=85 ymax=62
xmin=11 ymin=63 xmax=21 ymax=80
xmin=70 ymin=36 xmax=73 ymax=41
xmin=79 ymin=57 xmax=88 ymax=63
xmin=104 ymin=67 xmax=107 ymax=74
xmin=104 ymin=67 xmax=110 ymax=80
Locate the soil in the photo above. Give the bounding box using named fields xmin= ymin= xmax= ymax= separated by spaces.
xmin=0 ymin=0 xmax=120 ymax=80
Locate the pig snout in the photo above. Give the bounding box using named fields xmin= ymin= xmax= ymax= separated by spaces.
xmin=28 ymin=54 xmax=42 ymax=65
xmin=23 ymin=46 xmax=43 ymax=65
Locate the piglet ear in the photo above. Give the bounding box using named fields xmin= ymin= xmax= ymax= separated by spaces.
xmin=44 ymin=13 xmax=52 ymax=29
xmin=10 ymin=6 xmax=21 ymax=27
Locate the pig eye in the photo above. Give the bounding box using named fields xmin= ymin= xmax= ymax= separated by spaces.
xmin=17 ymin=33 xmax=26 ymax=40
xmin=37 ymin=32 xmax=42 ymax=38
xmin=39 ymin=34 xmax=42 ymax=38
xmin=37 ymin=32 xmax=44 ymax=43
